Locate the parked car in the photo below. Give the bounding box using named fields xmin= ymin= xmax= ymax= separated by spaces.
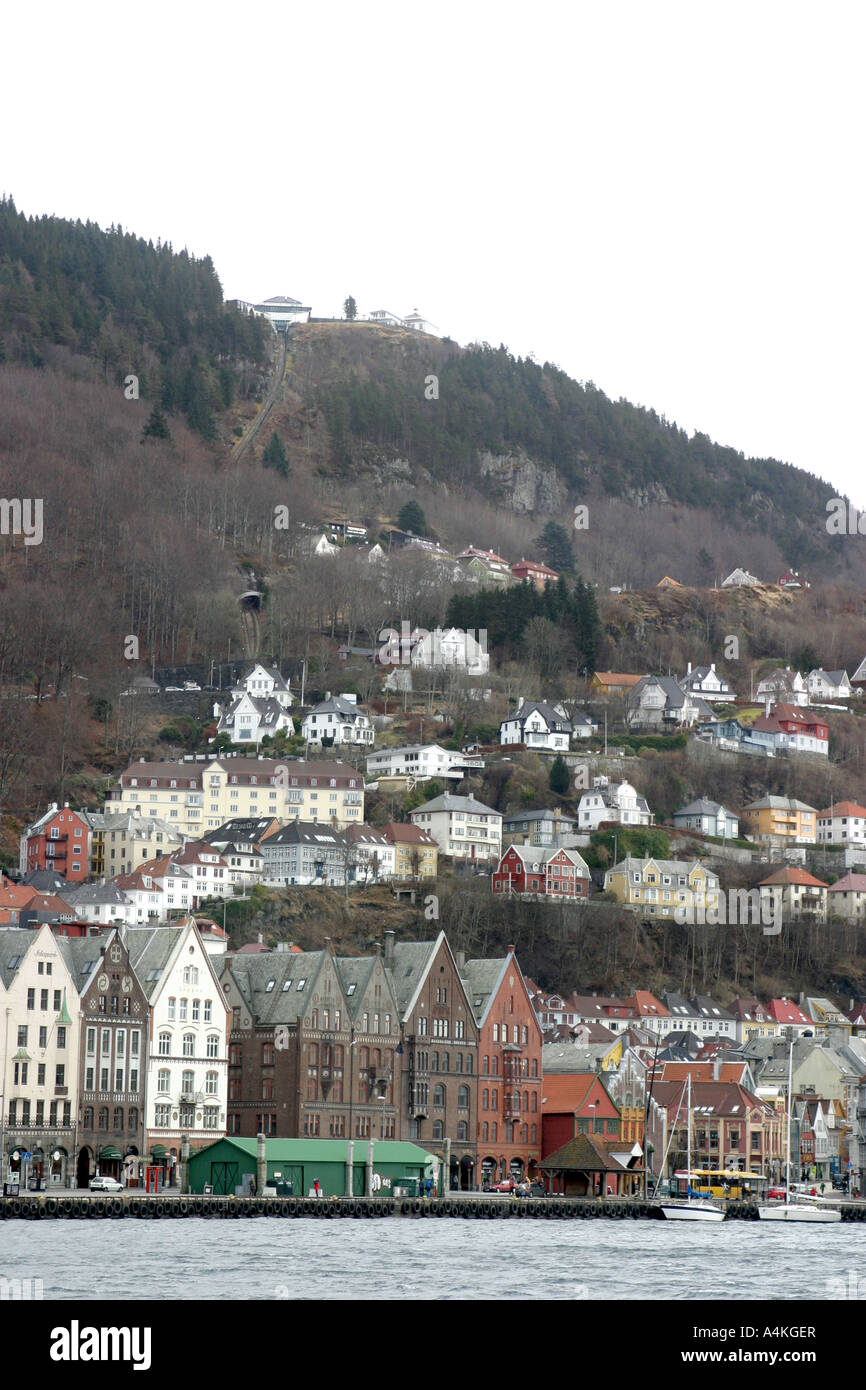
xmin=89 ymin=1174 xmax=124 ymax=1192
xmin=183 ymin=681 xmax=201 ymax=691
xmin=766 ymin=1185 xmax=787 ymax=1200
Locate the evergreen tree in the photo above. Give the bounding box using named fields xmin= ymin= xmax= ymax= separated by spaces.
xmin=535 ymin=520 xmax=575 ymax=573
xmin=549 ymin=755 xmax=570 ymax=795
xmin=343 ymin=296 xmax=358 ymax=321
xmin=141 ymin=405 xmax=170 ymax=441
xmin=398 ymin=500 xmax=426 ymax=535
xmin=263 ymin=431 xmax=289 ymax=477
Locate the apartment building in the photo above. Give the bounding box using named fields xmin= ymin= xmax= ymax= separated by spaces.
xmin=410 ymin=794 xmax=502 ymax=862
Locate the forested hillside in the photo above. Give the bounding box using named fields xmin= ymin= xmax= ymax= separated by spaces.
xmin=0 ymin=197 xmax=268 ymax=438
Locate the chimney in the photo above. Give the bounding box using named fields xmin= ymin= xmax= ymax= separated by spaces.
xmin=687 ymin=662 xmax=692 ymax=675
xmin=456 ymin=949 xmax=466 ymax=969
xmin=384 ymin=930 xmax=395 ymax=969
xmin=765 ymin=698 xmax=771 ymax=717
xmin=713 ymin=1056 xmax=722 ymax=1081
xmin=507 ymin=944 xmax=515 ymax=956
xmin=257 ymin=932 xmax=263 ymax=945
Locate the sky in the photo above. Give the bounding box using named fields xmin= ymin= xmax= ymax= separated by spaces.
xmin=3 ymin=0 xmax=864 ymax=504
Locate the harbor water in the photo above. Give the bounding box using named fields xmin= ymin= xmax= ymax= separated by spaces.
xmin=2 ymin=1217 xmax=864 ymax=1300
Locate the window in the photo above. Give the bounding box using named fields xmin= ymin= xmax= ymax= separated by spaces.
xmin=158 ymin=1069 xmax=170 ymax=1093
xmin=113 ymin=1107 xmax=123 ymax=1131
xmin=192 ymin=999 xmax=200 ymax=1022
xmin=27 ymin=988 xmax=34 ymax=1010
xmin=98 ymin=1107 xmax=109 ymax=1131
xmin=432 ymin=1120 xmax=444 ymax=1141
xmin=206 ymin=1072 xmax=218 ymax=1096
xmin=86 ymin=1028 xmax=96 ymax=1054
xmin=183 ymin=1033 xmax=195 ymax=1058
xmin=37 ymin=1063 xmax=45 ymax=1086
xmin=207 ymin=1035 xmax=219 ymax=1059
xmin=16 ymin=1025 xmax=27 ymax=1048
xmin=458 ymin=1085 xmax=470 ymax=1108
xmin=40 ymin=989 xmax=49 ymax=1010
xmin=100 ymin=1067 xmax=109 ymax=1091
xmin=158 ymin=1033 xmax=171 ymax=1056
xmin=433 ymin=1084 xmax=446 ymax=1107
xmin=168 ymin=998 xmax=176 ymax=1021
xmin=115 ymin=1068 xmax=124 ymax=1092
xmin=55 ymin=1064 xmax=65 ymax=1087
xmin=204 ymin=1000 xmax=212 ymax=1023
xmin=179 ymin=999 xmax=188 ymax=1022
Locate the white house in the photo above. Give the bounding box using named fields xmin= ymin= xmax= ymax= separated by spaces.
xmin=170 ymin=841 xmax=233 ymax=904
xmin=0 ymin=923 xmax=82 ymax=1188
xmin=409 ymin=628 xmax=489 ymax=676
xmin=755 ymin=668 xmax=809 ymax=706
xmin=678 ymin=663 xmax=736 ymax=703
xmin=817 ymin=801 xmax=866 ymax=846
xmin=721 ymin=568 xmax=761 ymax=587
xmin=346 ymin=825 xmax=397 ymax=882
xmin=626 ymin=676 xmax=713 ymax=730
xmin=62 ymin=881 xmax=139 ymax=927
xmin=127 ymin=921 xmax=229 ymax=1162
xmin=301 ymin=694 xmax=374 ymax=747
xmin=249 ymin=294 xmax=312 ymax=328
xmin=410 ymin=793 xmax=502 ymax=861
xmin=577 ymin=777 xmax=653 ymax=831
xmin=214 ymin=692 xmax=295 ymax=747
xmin=672 ymin=799 xmax=739 ymax=839
xmin=806 ymin=669 xmax=854 ymax=701
xmin=365 ymin=744 xmax=484 ymax=783
xmin=499 ymin=699 xmax=572 ymax=751
xmin=827 ymin=873 xmax=866 ymax=922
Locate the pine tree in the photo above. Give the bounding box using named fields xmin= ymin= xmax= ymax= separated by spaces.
xmin=263 ymin=431 xmax=289 ymax=477
xmin=398 ymin=500 xmax=426 ymax=535
xmin=534 ymin=521 xmax=575 ymax=573
xmin=548 ymin=755 xmax=570 ymax=795
xmin=343 ymin=296 xmax=358 ymax=321
xmin=141 ymin=405 xmax=170 ymax=441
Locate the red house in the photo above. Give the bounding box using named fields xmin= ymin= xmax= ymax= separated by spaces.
xmin=19 ymin=802 xmax=92 ymax=883
xmin=492 ymin=845 xmax=590 ymax=899
xmin=510 ymin=558 xmax=559 ymax=589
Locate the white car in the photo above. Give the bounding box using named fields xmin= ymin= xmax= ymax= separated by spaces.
xmin=89 ymin=1174 xmax=124 ymax=1192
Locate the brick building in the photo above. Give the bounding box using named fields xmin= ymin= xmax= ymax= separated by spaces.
xmin=19 ymin=803 xmax=92 ymax=883
xmin=385 ymin=931 xmax=478 ymax=1190
xmin=461 ymin=947 xmax=544 ymax=1185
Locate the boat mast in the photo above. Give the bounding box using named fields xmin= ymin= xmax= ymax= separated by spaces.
xmin=687 ymin=1071 xmax=691 ymax=1200
xmin=785 ymin=1030 xmax=793 ymax=1207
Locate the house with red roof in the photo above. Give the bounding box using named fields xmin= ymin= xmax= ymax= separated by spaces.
xmin=765 ymin=997 xmax=814 ymax=1033
xmin=817 ymin=802 xmax=866 ymax=846
xmin=749 ymin=703 xmax=829 ymax=757
xmin=728 ymin=997 xmax=777 ymax=1044
xmin=510 ymin=558 xmax=559 ymax=589
xmin=827 ymin=873 xmax=866 ymax=923
xmin=539 ymin=1072 xmax=642 ymax=1193
xmin=759 ymin=866 xmax=829 ymax=922
xmin=653 ymin=1079 xmax=783 ymax=1179
xmin=491 ymin=844 xmax=590 ymax=900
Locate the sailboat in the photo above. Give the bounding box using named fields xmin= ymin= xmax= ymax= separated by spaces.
xmin=660 ymin=1074 xmax=725 ymax=1222
xmin=758 ymin=1032 xmax=841 ymax=1223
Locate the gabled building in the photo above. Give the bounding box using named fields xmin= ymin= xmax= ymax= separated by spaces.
xmin=491 ymin=845 xmax=591 ymax=900
xmin=89 ymin=808 xmax=184 ymax=877
xmin=213 ymin=693 xmax=295 ymax=747
xmin=0 ymin=925 xmax=81 ymax=1189
xmin=589 ymin=672 xmax=644 ymax=697
xmin=653 ymin=1079 xmax=782 ymax=1178
xmin=170 ymin=841 xmax=232 ymax=904
xmin=456 ymin=547 xmax=513 ymax=588
xmin=605 ymin=858 xmax=720 ymax=919
xmin=259 ymin=822 xmax=348 ymax=887
xmin=127 ymin=922 xmax=229 ymax=1175
xmin=728 ymin=998 xmax=777 ymax=1045
xmin=748 ymin=703 xmax=828 ymax=757
xmin=721 ymin=568 xmax=761 ymax=587
xmin=59 ymin=928 xmax=150 ymax=1188
xmin=576 ymin=776 xmax=653 ymax=830
xmin=203 ymin=818 xmax=279 ymax=890
xmin=626 ymin=675 xmax=713 ymax=731
xmin=384 ymin=931 xmax=479 ymax=1189
xmin=499 ymin=698 xmax=572 ymax=751
xmin=765 ymin=998 xmax=813 ymax=1034
xmin=19 ymin=803 xmax=92 ymax=883
xmin=462 ymin=948 xmax=543 ymax=1185
xmin=805 ymin=669 xmax=853 ymax=702
xmin=755 ymin=668 xmax=808 ymax=706
xmin=409 ymin=627 xmax=489 ymax=676
xmin=301 ymin=694 xmax=374 ymax=748
xmin=677 ymin=663 xmax=736 ymax=703
xmin=345 ymin=825 xmax=397 ymax=883
xmin=220 ymin=941 xmax=401 ymax=1147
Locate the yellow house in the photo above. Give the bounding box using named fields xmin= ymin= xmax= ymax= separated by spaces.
xmin=741 ymin=796 xmax=817 ymax=845
xmin=381 ymin=822 xmax=438 ymax=878
xmin=604 ymin=856 xmax=720 ymax=919
xmin=589 ymin=672 xmax=644 ymax=697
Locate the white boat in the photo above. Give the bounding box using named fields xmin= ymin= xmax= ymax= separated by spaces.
xmin=659 ymin=1075 xmax=725 ymax=1222
xmin=757 ymin=1029 xmax=842 ymax=1224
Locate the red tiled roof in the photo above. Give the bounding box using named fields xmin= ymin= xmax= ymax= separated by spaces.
xmin=759 ymin=867 xmax=828 ymax=888
xmin=766 ymin=998 xmax=811 ymax=1025
xmin=819 ymin=802 xmax=866 ymax=819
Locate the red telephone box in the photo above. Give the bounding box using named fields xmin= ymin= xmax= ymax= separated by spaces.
xmin=145 ymin=1165 xmax=163 ymax=1193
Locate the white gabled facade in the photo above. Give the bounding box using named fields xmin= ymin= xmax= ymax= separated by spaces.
xmin=409 ymin=628 xmax=489 ymax=676
xmin=577 ymin=777 xmax=653 ymax=830
xmin=410 ymin=793 xmax=502 ymax=861
xmin=499 ymin=699 xmax=572 ymax=751
xmin=0 ymin=925 xmax=82 ymax=1188
xmin=130 ymin=923 xmax=230 ymax=1159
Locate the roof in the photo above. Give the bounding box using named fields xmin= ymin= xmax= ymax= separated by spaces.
xmin=765 ymin=998 xmax=812 ymax=1025
xmin=540 ymin=1134 xmax=637 ymax=1173
xmin=386 ymin=939 xmax=439 ymax=1014
xmin=744 ymin=796 xmax=817 ymax=812
xmin=758 ymin=867 xmax=828 ymax=888
xmin=411 ymin=793 xmax=499 ymax=817
xmin=661 ymin=1061 xmax=749 ymax=1084
xmin=819 ymin=801 xmax=866 ymax=819
xmin=380 ymin=822 xmax=438 ymax=847
xmin=222 ymin=949 xmax=327 ymax=1024
xmin=125 ymin=927 xmax=185 ymax=999
xmin=591 ymin=672 xmax=643 ymax=688
xmin=652 ymin=1078 xmax=773 ymax=1120
xmin=673 ymin=799 xmax=732 ymax=818
xmin=828 ymin=873 xmax=866 ymax=893
xmin=541 ymin=1073 xmax=605 ymax=1107
xmin=189 ymin=1137 xmax=434 ymax=1165
xmin=261 ymin=822 xmax=346 ymax=848
xmin=504 ymin=701 xmax=572 ymax=730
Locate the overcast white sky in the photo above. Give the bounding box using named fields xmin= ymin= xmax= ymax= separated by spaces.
xmin=3 ymin=1 xmax=864 ymax=504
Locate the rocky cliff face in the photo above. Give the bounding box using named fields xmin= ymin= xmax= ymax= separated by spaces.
xmin=478 ymin=449 xmax=567 ymax=513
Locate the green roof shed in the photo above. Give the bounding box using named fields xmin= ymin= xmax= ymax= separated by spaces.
xmin=187 ymin=1137 xmax=436 ymax=1197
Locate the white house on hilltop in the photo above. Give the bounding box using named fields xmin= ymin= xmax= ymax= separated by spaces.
xmin=577 ymin=777 xmax=653 ymax=831
xmin=410 ymin=793 xmax=502 ymax=861
xmin=213 ymin=664 xmax=295 ymax=748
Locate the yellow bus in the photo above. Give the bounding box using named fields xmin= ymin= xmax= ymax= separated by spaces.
xmin=671 ymin=1169 xmax=768 ymax=1200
